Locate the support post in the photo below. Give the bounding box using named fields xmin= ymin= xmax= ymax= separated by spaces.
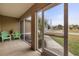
xmin=64 ymin=3 xmax=68 ymax=56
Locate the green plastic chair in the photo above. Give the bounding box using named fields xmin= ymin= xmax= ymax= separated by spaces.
xmin=1 ymin=31 xmax=11 ymax=42
xmin=13 ymin=32 xmax=21 ymax=39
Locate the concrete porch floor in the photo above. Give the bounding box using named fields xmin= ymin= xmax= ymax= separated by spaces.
xmin=0 ymin=40 xmax=41 ymax=56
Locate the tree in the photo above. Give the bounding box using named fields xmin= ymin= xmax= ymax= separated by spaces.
xmin=38 ymin=17 xmax=48 ymax=31
xmin=38 ymin=17 xmax=42 ymax=31
xmin=57 ymin=24 xmax=63 ymax=30
xmin=53 ymin=26 xmax=57 ymax=30
xmin=48 ymin=25 xmax=51 ymax=29
xmin=77 ymin=26 xmax=79 ymax=30
xmin=69 ymin=26 xmax=73 ymax=30
xmin=73 ymin=25 xmax=78 ymax=30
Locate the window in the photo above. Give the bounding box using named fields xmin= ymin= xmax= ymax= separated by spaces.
xmin=43 ymin=4 xmax=64 ymax=56
xmin=35 ymin=3 xmax=79 ymax=56
xmin=25 ymin=16 xmax=31 ymax=43
xmin=36 ymin=11 xmax=43 ymax=49
xmin=68 ymin=3 xmax=79 ymax=56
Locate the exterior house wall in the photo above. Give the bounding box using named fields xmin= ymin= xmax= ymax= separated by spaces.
xmin=0 ymin=15 xmax=20 ymax=32
xmin=0 ymin=16 xmax=1 ymax=32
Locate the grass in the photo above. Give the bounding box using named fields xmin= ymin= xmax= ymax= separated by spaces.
xmin=51 ymin=36 xmax=64 ymax=46
xmin=45 ymin=29 xmax=79 ymax=55
xmin=68 ymin=29 xmax=79 ymax=33
xmin=50 ymin=34 xmax=79 ymax=56
xmin=68 ymin=35 xmax=79 ymax=55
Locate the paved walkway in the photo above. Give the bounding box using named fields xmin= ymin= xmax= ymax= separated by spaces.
xmin=44 ymin=35 xmax=73 ymax=56
xmin=69 ymin=33 xmax=79 ymax=35
xmin=45 ymin=30 xmax=79 ymax=35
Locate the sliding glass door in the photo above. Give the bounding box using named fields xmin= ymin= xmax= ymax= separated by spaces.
xmin=20 ymin=20 xmax=24 ymax=40
xmin=36 ymin=11 xmax=43 ymax=49
xmin=36 ymin=3 xmax=76 ymax=56
xmin=68 ymin=3 xmax=79 ymax=56
xmin=43 ymin=4 xmax=64 ymax=56
xmin=25 ymin=16 xmax=31 ymax=44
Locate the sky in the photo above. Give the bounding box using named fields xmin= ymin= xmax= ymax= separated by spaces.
xmin=44 ymin=3 xmax=79 ymax=26
xmin=68 ymin=3 xmax=79 ymax=25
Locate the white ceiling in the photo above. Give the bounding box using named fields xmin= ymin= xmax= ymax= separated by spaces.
xmin=0 ymin=3 xmax=34 ymax=18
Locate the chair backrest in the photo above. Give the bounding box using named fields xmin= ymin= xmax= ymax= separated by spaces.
xmin=1 ymin=31 xmax=9 ymax=38
xmin=14 ymin=32 xmax=21 ymax=37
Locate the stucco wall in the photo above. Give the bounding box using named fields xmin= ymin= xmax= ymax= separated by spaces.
xmin=0 ymin=16 xmax=1 ymax=32
xmin=0 ymin=15 xmax=20 ymax=32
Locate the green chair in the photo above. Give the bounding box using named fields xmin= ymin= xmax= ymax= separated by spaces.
xmin=13 ymin=32 xmax=21 ymax=39
xmin=1 ymin=31 xmax=11 ymax=42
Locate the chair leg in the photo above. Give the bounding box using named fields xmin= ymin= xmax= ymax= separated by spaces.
xmin=10 ymin=35 xmax=11 ymax=41
xmin=10 ymin=37 xmax=11 ymax=41
xmin=18 ymin=36 xmax=20 ymax=40
xmin=19 ymin=37 xmax=20 ymax=40
xmin=2 ymin=39 xmax=4 ymax=43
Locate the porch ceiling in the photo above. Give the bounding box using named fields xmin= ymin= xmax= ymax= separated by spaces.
xmin=0 ymin=3 xmax=34 ymax=18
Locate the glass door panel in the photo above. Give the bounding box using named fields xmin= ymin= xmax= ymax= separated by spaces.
xmin=43 ymin=4 xmax=64 ymax=56
xmin=68 ymin=3 xmax=79 ymax=56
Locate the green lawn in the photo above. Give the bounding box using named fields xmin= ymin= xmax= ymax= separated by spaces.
xmin=68 ymin=29 xmax=79 ymax=33
xmin=50 ymin=35 xmax=79 ymax=56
